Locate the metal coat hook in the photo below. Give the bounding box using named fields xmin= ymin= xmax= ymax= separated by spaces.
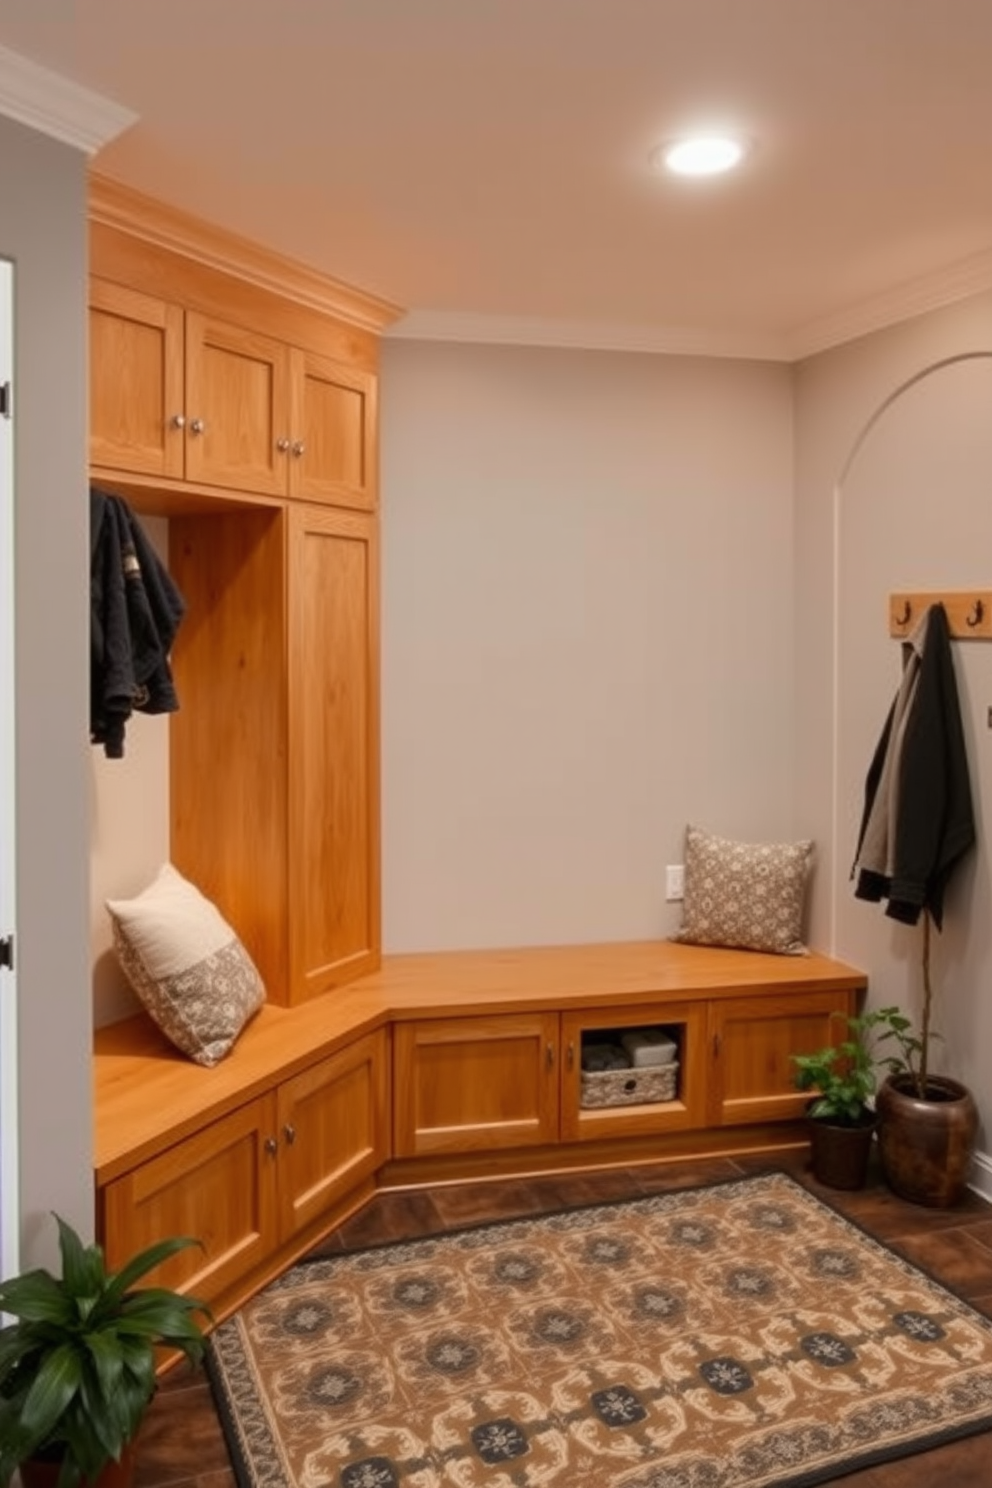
xmin=966 ymin=599 xmax=984 ymax=628
xmin=894 ymin=599 xmax=912 ymax=627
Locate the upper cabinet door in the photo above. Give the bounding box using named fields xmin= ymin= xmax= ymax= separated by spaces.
xmin=89 ymin=278 xmax=185 ymax=479
xmin=288 ymin=348 xmax=377 ymax=510
xmin=184 ymin=313 xmax=291 ymax=496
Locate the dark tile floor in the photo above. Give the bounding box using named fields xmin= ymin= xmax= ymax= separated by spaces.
xmin=134 ymin=1150 xmax=992 ymax=1488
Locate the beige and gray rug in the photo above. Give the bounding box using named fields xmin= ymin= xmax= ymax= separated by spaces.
xmin=206 ymin=1172 xmax=992 ymax=1488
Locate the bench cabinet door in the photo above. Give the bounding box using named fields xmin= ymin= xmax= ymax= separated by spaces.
xmin=393 ymin=1013 xmax=560 ymax=1157
xmin=707 ymin=990 xmax=855 ymax=1126
xmin=276 ymin=1029 xmax=390 ymax=1240
xmin=100 ymin=1095 xmax=279 ymax=1309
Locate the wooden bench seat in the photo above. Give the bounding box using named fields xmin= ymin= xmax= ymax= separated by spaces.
xmin=93 ymin=940 xmax=866 ymax=1318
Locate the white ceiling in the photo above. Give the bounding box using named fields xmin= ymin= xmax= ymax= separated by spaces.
xmin=1 ymin=0 xmax=991 ymax=359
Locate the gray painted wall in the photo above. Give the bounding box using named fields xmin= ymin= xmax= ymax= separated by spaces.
xmin=0 ymin=114 xmax=91 ymax=1265
xmin=794 ymin=292 xmax=992 ymax=1178
xmin=379 ymin=341 xmax=796 ymax=951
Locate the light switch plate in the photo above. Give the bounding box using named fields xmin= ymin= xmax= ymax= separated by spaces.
xmin=665 ymin=864 xmax=685 ymax=901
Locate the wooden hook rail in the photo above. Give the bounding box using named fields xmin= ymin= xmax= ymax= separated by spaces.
xmin=889 ymin=591 xmax=992 ymax=639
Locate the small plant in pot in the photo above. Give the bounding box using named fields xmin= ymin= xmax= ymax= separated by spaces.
xmin=791 ymin=1009 xmax=893 ymax=1190
xmin=0 ymin=1214 xmax=211 ymax=1488
xmin=872 ymin=914 xmax=979 ymax=1209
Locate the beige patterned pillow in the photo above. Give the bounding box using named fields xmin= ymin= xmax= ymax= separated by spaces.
xmin=672 ymin=824 xmax=813 ymax=956
xmin=107 ymin=863 xmax=265 ymax=1066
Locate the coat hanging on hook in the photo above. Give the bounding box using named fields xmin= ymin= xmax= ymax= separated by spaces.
xmin=852 ymin=602 xmax=975 ymax=928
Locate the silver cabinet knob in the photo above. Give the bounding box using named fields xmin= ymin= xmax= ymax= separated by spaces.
xmin=291 ymin=440 xmax=306 ymax=457
xmin=276 ymin=437 xmax=291 ymax=453
xmin=171 ymin=413 xmax=186 ymax=429
xmin=264 ymin=1136 xmax=278 ymax=1156
xmin=189 ymin=417 xmax=205 ymax=435
xmin=283 ymin=1123 xmax=297 ymax=1145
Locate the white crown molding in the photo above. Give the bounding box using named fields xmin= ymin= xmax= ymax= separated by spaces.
xmin=0 ymin=42 xmax=136 ymax=155
xmin=388 ymin=251 xmax=992 ymax=365
xmin=386 ymin=309 xmax=792 ymax=363
xmin=790 ymin=248 xmax=992 ymax=361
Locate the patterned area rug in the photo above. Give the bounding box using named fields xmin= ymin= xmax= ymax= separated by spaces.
xmin=206 ymin=1172 xmax=992 ymax=1488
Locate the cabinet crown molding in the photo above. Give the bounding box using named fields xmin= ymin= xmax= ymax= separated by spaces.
xmin=88 ymin=172 xmax=404 ymax=334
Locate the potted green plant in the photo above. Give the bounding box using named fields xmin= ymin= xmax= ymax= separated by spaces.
xmin=791 ymin=1008 xmax=896 ymax=1190
xmin=872 ymin=915 xmax=978 ymax=1208
xmin=0 ymin=1214 xmax=211 ymax=1488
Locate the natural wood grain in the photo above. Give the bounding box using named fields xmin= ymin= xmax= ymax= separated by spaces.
xmin=707 ymin=988 xmax=856 ymax=1126
xmin=560 ymin=1001 xmax=710 ymax=1141
xmin=89 ymin=278 xmax=185 ymax=478
xmin=393 ymin=1013 xmax=560 ymax=1157
xmin=184 ymin=312 xmax=291 ymax=496
xmin=89 ymin=172 xmax=402 ymax=336
xmin=361 ymin=940 xmax=867 ymax=1014
xmin=288 ymin=504 xmax=380 ymax=997
xmin=276 ymin=1030 xmax=390 ymax=1237
xmin=170 ymin=508 xmax=290 ymax=998
xmin=289 ymin=347 xmax=377 ymax=509
xmin=101 ymin=1097 xmax=279 ymax=1298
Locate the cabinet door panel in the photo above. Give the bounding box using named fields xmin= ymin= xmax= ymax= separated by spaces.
xmin=89 ymin=278 xmax=184 ymax=478
xmin=277 ymin=1030 xmax=389 ymax=1237
xmin=394 ymin=1014 xmax=559 ymax=1156
xmin=185 ymin=313 xmax=290 ymax=495
xmin=100 ymin=1099 xmax=279 ymax=1307
xmin=708 ymin=991 xmax=854 ymax=1126
xmin=288 ymin=505 xmax=380 ymax=998
xmin=289 ymin=348 xmax=376 ymax=509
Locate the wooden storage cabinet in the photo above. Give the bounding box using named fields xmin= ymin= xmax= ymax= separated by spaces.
xmin=560 ymin=1004 xmax=709 ymax=1142
xmin=393 ymin=1013 xmax=559 ymax=1156
xmin=100 ymin=1097 xmax=279 ymax=1305
xmin=89 ymin=278 xmax=185 ymax=480
xmin=277 ymin=1032 xmax=389 ymax=1237
xmin=89 ymin=279 xmax=376 ymax=508
xmin=706 ymin=990 xmax=850 ymax=1127
xmin=392 ymin=986 xmax=858 ymax=1160
xmin=168 ymin=502 xmax=379 ymax=1005
xmin=99 ymin=1029 xmax=390 ymax=1312
xmin=288 ymin=504 xmax=380 ymax=995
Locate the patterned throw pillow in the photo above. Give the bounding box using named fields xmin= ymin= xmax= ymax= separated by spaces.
xmin=672 ymin=824 xmax=813 ymax=956
xmin=107 ymin=863 xmax=265 ymax=1066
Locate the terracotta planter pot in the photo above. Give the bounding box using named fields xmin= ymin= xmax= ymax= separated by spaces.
xmin=875 ymin=1073 xmax=978 ymax=1208
xmin=807 ymin=1110 xmax=877 ymax=1190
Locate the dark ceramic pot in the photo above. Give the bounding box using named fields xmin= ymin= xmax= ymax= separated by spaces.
xmin=807 ymin=1109 xmax=877 ymax=1191
xmin=875 ymin=1073 xmax=978 ymax=1208
xmin=18 ymin=1442 xmax=136 ymax=1488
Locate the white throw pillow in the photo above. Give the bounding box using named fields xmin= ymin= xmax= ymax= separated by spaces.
xmin=107 ymin=863 xmax=265 ymax=1066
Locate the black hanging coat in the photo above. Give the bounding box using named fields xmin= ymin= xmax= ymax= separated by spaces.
xmin=852 ymin=602 xmax=975 ymax=929
xmin=90 ymin=487 xmax=186 ymax=758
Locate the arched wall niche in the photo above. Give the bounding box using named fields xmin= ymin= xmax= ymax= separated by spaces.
xmin=831 ymin=350 xmax=992 ymax=1151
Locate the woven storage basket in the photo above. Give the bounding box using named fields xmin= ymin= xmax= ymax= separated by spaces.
xmin=579 ymin=1061 xmax=679 ymax=1109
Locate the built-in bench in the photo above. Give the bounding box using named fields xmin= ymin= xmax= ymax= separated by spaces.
xmin=94 ymin=940 xmax=867 ymax=1321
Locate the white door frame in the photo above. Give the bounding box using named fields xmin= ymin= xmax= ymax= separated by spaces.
xmin=0 ymin=257 xmax=19 ymax=1279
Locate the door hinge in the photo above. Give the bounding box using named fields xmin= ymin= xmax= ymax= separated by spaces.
xmin=0 ymin=382 xmax=10 ymax=420
xmin=0 ymin=935 xmax=13 ymax=970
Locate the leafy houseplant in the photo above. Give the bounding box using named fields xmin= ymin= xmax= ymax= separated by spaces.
xmin=791 ymin=1008 xmax=902 ymax=1189
xmin=0 ymin=1215 xmax=211 ymax=1488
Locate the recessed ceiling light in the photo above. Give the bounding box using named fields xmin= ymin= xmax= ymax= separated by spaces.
xmin=652 ymin=134 xmax=749 ymax=178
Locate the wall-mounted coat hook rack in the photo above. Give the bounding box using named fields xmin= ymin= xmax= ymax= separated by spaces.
xmin=889 ymin=591 xmax=992 ymax=640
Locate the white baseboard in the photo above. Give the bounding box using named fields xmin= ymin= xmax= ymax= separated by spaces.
xmin=969 ymin=1148 xmax=992 ymax=1203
